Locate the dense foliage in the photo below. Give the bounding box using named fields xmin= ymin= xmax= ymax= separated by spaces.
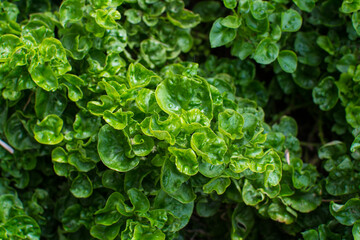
xmin=1 ymin=0 xmax=360 ymax=239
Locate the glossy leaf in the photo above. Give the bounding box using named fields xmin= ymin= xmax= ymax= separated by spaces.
xmin=127 ymin=63 xmax=159 ymax=89
xmin=34 ymin=114 xmax=64 ymax=145
xmin=293 ymin=0 xmax=316 ymax=12
xmin=203 ymin=177 xmax=231 ymax=195
xmin=254 ymin=38 xmax=279 ymax=65
xmin=155 ymin=74 xmax=213 ymax=119
xmin=218 ymin=109 xmax=244 ymax=140
xmin=209 ymin=18 xmax=236 ymax=48
xmin=278 ymin=50 xmax=298 ymax=73
xmin=98 ymin=125 xmax=139 ymax=172
xmin=167 ymin=9 xmax=201 ymax=29
xmin=161 ymin=158 xmax=196 ymax=204
xmin=223 ymin=0 xmax=237 ymax=9
xmin=312 ymin=76 xmax=339 ymax=111
xmin=191 ymin=127 xmax=228 ymax=165
xmin=59 ymin=0 xmax=85 ymax=26
xmin=168 ymin=147 xmax=198 ymax=176
xmin=281 ymin=9 xmax=302 ymax=32
xmin=70 ymin=174 xmax=93 ymax=198
xmin=330 ymin=199 xmax=360 ymax=226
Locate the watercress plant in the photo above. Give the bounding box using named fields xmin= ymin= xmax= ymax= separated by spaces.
xmin=0 ymin=0 xmax=360 ymax=239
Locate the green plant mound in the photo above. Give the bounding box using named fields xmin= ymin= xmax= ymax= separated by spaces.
xmin=0 ymin=0 xmax=360 ymax=239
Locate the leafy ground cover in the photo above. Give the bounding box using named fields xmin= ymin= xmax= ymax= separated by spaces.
xmin=1 ymin=0 xmax=360 ymax=239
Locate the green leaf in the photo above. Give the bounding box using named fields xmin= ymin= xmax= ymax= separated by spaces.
xmin=336 ymin=54 xmax=356 ymax=73
xmin=168 ymin=147 xmax=198 ymax=176
xmin=242 ymin=179 xmax=264 ymax=206
xmin=181 ymin=109 xmax=211 ymax=134
xmin=245 ymin=13 xmax=269 ymax=33
xmin=35 ymin=88 xmax=67 ymax=119
xmin=191 ymin=127 xmax=228 ymax=165
xmin=155 ymin=74 xmax=213 ymax=119
xmin=98 ymin=125 xmax=139 ymax=172
xmin=250 ymin=1 xmax=275 ymax=20
xmin=5 ymin=113 xmax=39 ymax=150
xmin=282 ymin=190 xmax=321 ymax=213
xmin=293 ymin=0 xmax=316 ymax=12
xmin=312 ymin=76 xmax=339 ymax=111
xmin=90 ymin=0 xmax=124 ymax=8
xmin=102 ymin=28 xmax=127 ymax=53
xmin=218 ymin=109 xmax=244 ymax=140
xmin=281 ymin=9 xmax=302 ymax=32
xmin=353 ymin=220 xmax=360 ymax=240
xmin=254 ymin=38 xmax=279 ymax=65
xmin=199 ymin=158 xmax=225 ymax=178
xmin=61 ymin=204 xmax=83 ymax=232
xmin=203 ymin=177 xmax=231 ymax=195
xmin=341 ymin=0 xmax=360 ymax=13
xmin=272 ymin=116 xmax=298 ymax=137
xmin=352 ymin=12 xmax=360 ymax=36
xmin=70 ymin=174 xmax=93 ymax=198
xmin=268 ymin=201 xmax=297 ymax=224
xmin=196 ymin=198 xmax=221 ymax=217
xmin=161 ymin=158 xmax=196 ymax=204
xmin=102 ymin=170 xmax=124 ymax=191
xmin=90 ymin=222 xmax=122 ymax=240
xmin=223 ymin=0 xmax=237 ymax=9
xmin=209 ymin=18 xmax=237 ymax=48
xmin=136 ymin=88 xmax=161 ymax=114
xmin=59 ymin=0 xmax=85 ymax=26
xmin=95 ymin=192 xmax=123 ymax=225
xmin=91 ymin=9 xmax=121 ymax=29
xmin=302 ymin=229 xmax=319 ymax=240
xmin=330 ymin=199 xmax=360 ymax=226
xmin=154 ymin=190 xmax=194 ymax=231
xmin=221 ymin=15 xmax=242 ymax=29
xmin=316 ymin=36 xmax=335 ymax=55
xmin=131 ymin=134 xmax=154 ymax=157
xmin=2 ymin=216 xmax=40 ymax=240
xmin=68 ymin=152 xmax=96 ymax=172
xmin=127 ymin=188 xmax=150 ymax=213
xmin=124 ymin=9 xmax=142 ymax=24
xmin=193 ymin=1 xmax=224 ymax=22
xmin=318 ymin=141 xmax=347 ymax=160
xmin=346 ymin=104 xmax=360 ymax=129
xmin=231 ymin=204 xmax=255 ymax=239
xmin=127 ymin=63 xmax=159 ymax=88
xmin=29 ymin=62 xmax=59 ymax=91
xmin=87 ymin=95 xmax=116 ymax=116
xmin=141 ymin=114 xmax=181 ymax=145
xmin=295 ymin=32 xmax=322 ymax=67
xmin=34 ymin=114 xmax=64 ymax=145
xmin=140 ymin=39 xmax=167 ymax=68
xmin=167 ymin=9 xmax=201 ymax=29
xmin=292 ymin=64 xmax=320 ymax=89
xmin=277 ymin=50 xmax=298 ymax=73
xmin=0 ymin=34 xmax=22 ymax=61
xmin=73 ymin=110 xmax=101 ymax=139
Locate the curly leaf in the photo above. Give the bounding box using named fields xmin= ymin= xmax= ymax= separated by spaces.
xmin=98 ymin=124 xmax=139 ymax=172
xmin=168 ymin=147 xmax=198 ymax=176
xmin=156 ymin=74 xmax=213 ymax=119
xmin=34 ymin=114 xmax=64 ymax=145
xmin=70 ymin=174 xmax=93 ymax=198
xmin=330 ymin=199 xmax=360 ymax=226
xmin=161 ymin=158 xmax=196 ymax=204
xmin=191 ymin=127 xmax=227 ymax=165
xmin=218 ymin=109 xmax=244 ymax=140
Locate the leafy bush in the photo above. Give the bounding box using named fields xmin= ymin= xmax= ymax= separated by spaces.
xmin=0 ymin=0 xmax=360 ymax=239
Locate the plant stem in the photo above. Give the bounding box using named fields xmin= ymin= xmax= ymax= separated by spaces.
xmin=0 ymin=139 xmax=14 ymax=154
xmin=318 ymin=114 xmax=326 ymax=145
